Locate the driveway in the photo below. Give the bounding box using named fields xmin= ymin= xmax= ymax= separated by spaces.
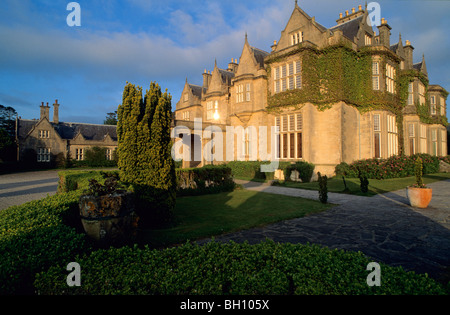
xmin=0 ymin=170 xmax=60 ymax=211
xmin=200 ymin=179 xmax=450 ymax=283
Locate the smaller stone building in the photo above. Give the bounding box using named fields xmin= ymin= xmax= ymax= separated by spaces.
xmin=15 ymin=100 xmax=117 ymax=166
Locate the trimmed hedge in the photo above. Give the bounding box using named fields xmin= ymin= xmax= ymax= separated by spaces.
xmin=335 ymin=154 xmax=440 ymax=179
xmin=58 ymin=167 xmax=235 ymax=196
xmin=226 ymin=161 xmax=315 ymax=182
xmin=57 ymin=170 xmax=117 ymax=193
xmin=34 ymin=240 xmax=448 ymax=295
xmin=176 ymin=165 xmax=235 ymax=196
xmin=283 ymin=161 xmax=315 ymax=183
xmin=0 ymin=191 xmax=90 ymax=295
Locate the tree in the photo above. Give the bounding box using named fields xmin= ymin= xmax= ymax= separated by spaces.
xmin=0 ymin=105 xmax=18 ymax=161
xmin=104 ymin=111 xmax=118 ymax=125
xmin=117 ymin=83 xmax=144 ymax=184
xmin=117 ymin=82 xmax=176 ymax=227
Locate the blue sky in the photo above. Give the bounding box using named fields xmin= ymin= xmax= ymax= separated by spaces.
xmin=0 ymin=0 xmax=449 ymax=124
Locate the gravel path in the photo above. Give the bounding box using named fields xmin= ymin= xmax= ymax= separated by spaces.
xmin=0 ymin=170 xmax=60 ymax=211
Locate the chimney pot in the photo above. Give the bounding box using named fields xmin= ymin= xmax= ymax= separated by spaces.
xmin=345 ymin=10 xmax=348 ymax=16
xmin=358 ymin=5 xmax=362 ymax=11
xmin=352 ymin=8 xmax=355 ymax=14
xmin=339 ymin=12 xmax=343 ymax=18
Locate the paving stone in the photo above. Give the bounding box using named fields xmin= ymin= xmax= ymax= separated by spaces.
xmin=201 ymin=179 xmax=450 ymax=282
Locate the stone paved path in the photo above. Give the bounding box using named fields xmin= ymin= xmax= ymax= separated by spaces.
xmin=199 ymin=179 xmax=450 ymax=282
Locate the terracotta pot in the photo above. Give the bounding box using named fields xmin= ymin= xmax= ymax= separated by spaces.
xmin=406 ymin=186 xmax=432 ymax=208
xmin=79 ymin=191 xmax=138 ymax=246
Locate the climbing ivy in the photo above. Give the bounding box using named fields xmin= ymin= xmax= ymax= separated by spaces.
xmin=265 ymin=43 xmax=448 ymax=155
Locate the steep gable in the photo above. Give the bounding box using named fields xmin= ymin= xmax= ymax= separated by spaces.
xmin=176 ymin=80 xmax=204 ymax=110
xmin=236 ymin=35 xmax=269 ymax=77
xmin=274 ymin=3 xmax=327 ymax=52
xmin=206 ymin=61 xmax=234 ymax=95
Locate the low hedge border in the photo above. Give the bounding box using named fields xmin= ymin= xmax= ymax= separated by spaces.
xmin=0 ymin=191 xmax=90 ymax=295
xmin=176 ymin=165 xmax=235 ymax=196
xmin=34 ymin=240 xmax=448 ymax=295
xmin=226 ymin=161 xmax=315 ymax=182
xmin=58 ymin=166 xmax=235 ymax=196
xmin=335 ymin=154 xmax=442 ymax=179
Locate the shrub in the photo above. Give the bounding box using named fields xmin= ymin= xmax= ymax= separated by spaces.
xmin=76 ymin=146 xmax=117 ymax=168
xmin=57 ymin=170 xmax=117 ymax=193
xmin=359 ymin=174 xmax=369 ymax=193
xmin=117 ymin=82 xmax=176 ymax=228
xmin=414 ymin=157 xmax=425 ymax=188
xmin=34 ymin=240 xmax=448 ymax=295
xmin=335 ymin=154 xmax=440 ymax=179
xmin=176 ymin=165 xmax=235 ymax=196
xmin=318 ymin=172 xmax=328 ymax=203
xmin=226 ymin=161 xmax=267 ymax=180
xmin=226 ymin=161 xmax=292 ymax=181
xmin=439 ymin=156 xmax=450 ymax=165
xmin=283 ymin=161 xmax=315 ymax=183
xmin=0 ymin=191 xmax=90 ymax=294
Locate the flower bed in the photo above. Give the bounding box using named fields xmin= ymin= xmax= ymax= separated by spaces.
xmin=335 ymin=154 xmax=440 ymax=179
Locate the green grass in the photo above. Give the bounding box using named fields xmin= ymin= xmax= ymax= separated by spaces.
xmin=275 ymin=173 xmax=450 ymax=196
xmin=138 ymin=187 xmax=333 ymax=247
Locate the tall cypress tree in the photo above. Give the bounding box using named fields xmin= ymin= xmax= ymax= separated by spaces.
xmin=117 ymin=82 xmax=143 ymax=184
xmin=117 ymin=81 xmax=176 ymax=228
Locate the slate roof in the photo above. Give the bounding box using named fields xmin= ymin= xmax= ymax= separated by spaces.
xmin=17 ymin=119 xmax=117 ymax=141
xmin=413 ymin=62 xmax=423 ymax=71
xmin=218 ymin=69 xmax=235 ymax=85
xmin=250 ymin=47 xmax=270 ymax=68
xmin=330 ymin=15 xmax=363 ymax=41
xmin=188 ymin=84 xmax=205 ymax=98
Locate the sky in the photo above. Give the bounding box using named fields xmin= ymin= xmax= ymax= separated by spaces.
xmin=0 ymin=0 xmax=449 ymax=124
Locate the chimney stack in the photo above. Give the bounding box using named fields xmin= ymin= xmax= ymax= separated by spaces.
xmin=404 ymin=40 xmax=414 ymax=70
xmin=377 ymin=18 xmax=392 ymax=48
xmin=53 ymin=99 xmax=59 ymax=124
xmin=40 ymin=102 xmax=50 ymax=120
xmin=203 ymin=69 xmax=211 ymax=90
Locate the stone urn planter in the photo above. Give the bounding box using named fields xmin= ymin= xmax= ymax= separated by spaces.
xmin=79 ymin=178 xmax=138 ymax=246
xmin=406 ymin=186 xmax=432 ymax=208
xmin=406 ymin=157 xmax=432 ymax=209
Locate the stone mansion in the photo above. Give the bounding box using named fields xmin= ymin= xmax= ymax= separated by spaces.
xmin=173 ymin=2 xmax=448 ymax=177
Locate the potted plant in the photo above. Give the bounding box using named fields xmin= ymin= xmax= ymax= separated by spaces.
xmin=406 ymin=157 xmax=432 ymax=208
xmin=79 ymin=176 xmax=139 ymax=246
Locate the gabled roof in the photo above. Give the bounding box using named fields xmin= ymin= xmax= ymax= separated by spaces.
xmin=218 ymin=68 xmax=235 ymax=85
xmin=330 ymin=15 xmax=364 ymax=41
xmin=250 ymin=46 xmax=270 ymax=69
xmin=16 ymin=119 xmax=117 ymax=142
xmin=188 ymin=84 xmax=204 ymax=98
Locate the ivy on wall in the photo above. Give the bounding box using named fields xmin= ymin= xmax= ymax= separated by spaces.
xmin=265 ymin=43 xmax=448 ymax=155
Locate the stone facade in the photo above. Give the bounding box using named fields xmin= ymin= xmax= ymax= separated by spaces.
xmin=173 ymin=2 xmax=448 ymax=179
xmin=15 ymin=100 xmax=117 ymax=166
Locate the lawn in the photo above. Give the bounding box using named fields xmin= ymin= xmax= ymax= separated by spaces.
xmin=274 ymin=173 xmax=450 ymax=196
xmin=138 ymin=187 xmax=333 ymax=247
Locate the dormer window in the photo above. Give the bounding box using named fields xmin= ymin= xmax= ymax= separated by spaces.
xmin=365 ymin=34 xmax=372 ymax=45
xmin=291 ymin=31 xmax=304 ymax=45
